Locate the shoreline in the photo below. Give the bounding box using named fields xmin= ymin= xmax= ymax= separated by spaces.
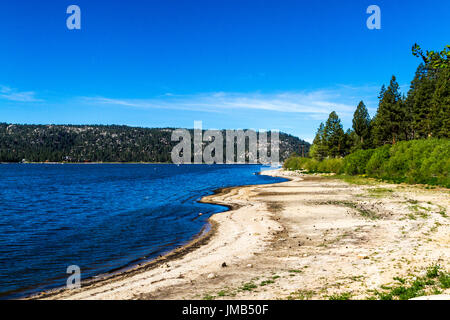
xmin=28 ymin=220 xmax=220 ymax=300
xmin=34 ymin=169 xmax=449 ymax=300
xmin=28 ymin=170 xmax=287 ymax=300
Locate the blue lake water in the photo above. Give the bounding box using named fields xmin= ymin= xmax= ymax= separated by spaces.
xmin=0 ymin=164 xmax=285 ymax=298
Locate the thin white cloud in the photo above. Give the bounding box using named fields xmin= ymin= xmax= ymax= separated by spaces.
xmin=80 ymin=85 xmax=379 ymax=118
xmin=0 ymin=85 xmax=41 ymax=102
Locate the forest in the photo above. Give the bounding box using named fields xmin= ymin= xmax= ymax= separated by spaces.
xmin=284 ymin=44 xmax=449 ymax=187
xmin=0 ymin=124 xmax=309 ymax=163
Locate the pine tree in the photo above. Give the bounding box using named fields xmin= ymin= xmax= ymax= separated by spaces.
xmin=372 ymin=85 xmax=387 ymax=146
xmin=344 ymin=129 xmax=358 ymax=154
xmin=310 ymin=122 xmax=328 ymax=160
xmin=372 ymin=76 xmax=406 ymax=145
xmin=352 ymin=101 xmax=371 ymax=148
xmin=323 ymin=111 xmax=346 ymax=158
xmin=431 ymin=64 xmax=450 ymax=138
xmin=407 ymin=63 xmax=437 ymax=138
xmin=401 ymin=93 xmax=414 ymax=141
xmin=410 ymin=44 xmax=449 ymax=138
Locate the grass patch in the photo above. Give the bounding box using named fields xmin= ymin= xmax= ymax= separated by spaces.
xmin=286 ymin=290 xmax=316 ymax=300
xmin=439 ymin=273 xmax=450 ymax=289
xmin=326 ymin=174 xmax=379 ymax=186
xmin=368 ymin=188 xmax=394 ymax=198
xmin=369 ymin=264 xmax=450 ymax=300
xmin=407 ymin=213 xmax=417 ymax=220
xmin=437 ymin=205 xmax=448 ymax=218
xmin=393 ymin=276 xmax=406 ymax=284
xmin=409 ymin=204 xmax=431 ymax=219
xmin=288 ymin=269 xmax=303 ymax=274
xmin=350 ymin=275 xmax=364 ymax=281
xmin=240 ymin=282 xmax=257 ymax=291
xmin=260 ymin=279 xmax=275 ymax=286
xmin=217 ymin=290 xmax=227 ymax=297
xmin=316 ymin=200 xmax=379 ymax=220
xmin=328 ymin=292 xmax=352 ymax=300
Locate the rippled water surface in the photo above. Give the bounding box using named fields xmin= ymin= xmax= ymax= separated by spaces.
xmin=0 ymin=164 xmax=285 ymax=298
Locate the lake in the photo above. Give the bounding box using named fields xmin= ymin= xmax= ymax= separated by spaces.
xmin=0 ymin=164 xmax=285 ymax=298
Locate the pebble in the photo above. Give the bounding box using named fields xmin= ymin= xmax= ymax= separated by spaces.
xmin=247 ymin=264 xmax=253 ymax=268
xmin=207 ymin=273 xmax=216 ymax=279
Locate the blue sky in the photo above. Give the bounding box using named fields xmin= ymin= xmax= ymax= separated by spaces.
xmin=1 ymin=0 xmax=449 ymax=142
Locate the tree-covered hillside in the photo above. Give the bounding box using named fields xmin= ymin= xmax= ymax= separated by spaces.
xmin=0 ymin=124 xmax=309 ymax=163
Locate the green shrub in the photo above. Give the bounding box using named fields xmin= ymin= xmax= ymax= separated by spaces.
xmin=303 ymin=158 xmax=320 ymax=172
xmin=342 ymin=149 xmax=374 ymax=175
xmin=283 ymin=139 xmax=450 ymax=188
xmin=283 ymin=157 xmax=343 ymax=174
xmin=381 ymin=139 xmax=450 ymax=187
xmin=319 ymin=158 xmax=344 ymax=173
xmin=365 ymin=145 xmax=391 ymax=177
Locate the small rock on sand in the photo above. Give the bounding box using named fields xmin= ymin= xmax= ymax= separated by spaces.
xmin=246 ymin=264 xmax=253 ymax=268
xmin=207 ymin=273 xmax=216 ymax=279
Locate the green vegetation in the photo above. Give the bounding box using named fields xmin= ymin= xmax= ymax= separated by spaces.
xmin=368 ymin=265 xmax=450 ymax=300
xmin=328 ymin=292 xmax=352 ymax=300
xmin=285 ymin=44 xmax=449 ymax=188
xmin=285 ymin=139 xmax=450 ymax=187
xmin=367 ymin=188 xmax=393 ymax=197
xmin=240 ymin=282 xmax=258 ymax=291
xmin=288 ymin=269 xmax=303 ymax=274
xmin=259 ymin=279 xmax=275 ymax=286
xmin=283 ymin=156 xmax=344 ymax=174
xmin=0 ymin=124 xmax=308 ymax=163
xmin=329 ymin=174 xmax=379 ymax=185
xmin=217 ymin=290 xmax=227 ymax=297
xmin=314 ymin=200 xmax=379 ymax=220
xmin=286 ymin=290 xmax=316 ymax=300
xmin=352 ymin=101 xmax=371 ymax=149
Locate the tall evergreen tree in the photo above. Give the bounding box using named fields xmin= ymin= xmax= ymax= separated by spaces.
xmin=401 ymin=93 xmax=414 ymax=141
xmin=323 ymin=111 xmax=346 ymax=158
xmin=406 ymin=63 xmax=437 ymax=138
xmin=431 ymin=65 xmax=450 ymax=138
xmin=372 ymin=76 xmax=406 ymax=145
xmin=344 ymin=129 xmax=358 ymax=154
xmin=310 ymin=122 xmax=328 ymax=160
xmin=352 ymin=101 xmax=371 ymax=148
xmin=410 ymin=44 xmax=449 ymax=138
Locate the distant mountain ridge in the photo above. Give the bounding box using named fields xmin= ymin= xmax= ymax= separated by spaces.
xmin=0 ymin=124 xmax=310 ymax=163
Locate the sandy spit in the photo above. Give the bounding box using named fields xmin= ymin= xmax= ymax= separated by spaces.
xmin=36 ymin=169 xmax=449 ymax=300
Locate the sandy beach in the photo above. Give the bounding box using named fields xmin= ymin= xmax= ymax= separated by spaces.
xmin=36 ymin=169 xmax=449 ymax=300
